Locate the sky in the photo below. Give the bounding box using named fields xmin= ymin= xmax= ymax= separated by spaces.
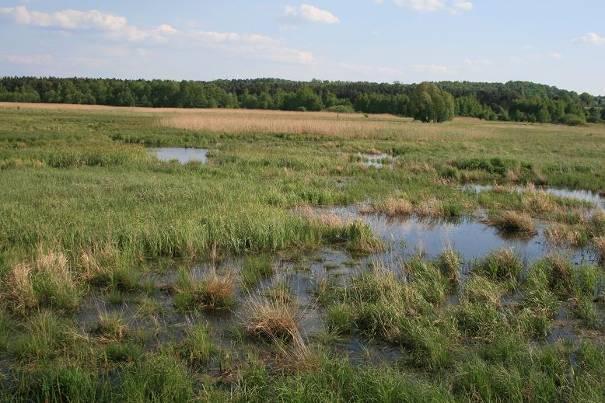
xmin=0 ymin=0 xmax=604 ymax=95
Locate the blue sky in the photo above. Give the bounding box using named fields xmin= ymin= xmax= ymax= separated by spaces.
xmin=1 ymin=0 xmax=604 ymax=94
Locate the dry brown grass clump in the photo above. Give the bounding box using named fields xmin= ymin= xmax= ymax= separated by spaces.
xmin=363 ymin=197 xmax=413 ymax=217
xmin=4 ymin=263 xmax=37 ymax=313
xmin=201 ymin=272 xmax=236 ymax=308
xmin=545 ymin=224 xmax=584 ymax=246
xmin=521 ymin=186 xmax=558 ymax=214
xmin=414 ymin=198 xmax=444 ymax=218
xmin=242 ymin=297 xmax=300 ymax=341
xmin=489 ymin=211 xmax=536 ymax=235
xmin=2 ymin=249 xmax=80 ymax=314
xmin=95 ymin=311 xmax=128 ymax=342
xmin=295 ymin=206 xmax=349 ymax=228
xmin=175 ymin=269 xmax=236 ymax=311
xmin=78 ymin=244 xmax=117 ymax=282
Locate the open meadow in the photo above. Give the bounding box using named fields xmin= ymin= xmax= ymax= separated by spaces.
xmin=1 ymin=103 xmax=605 ymax=402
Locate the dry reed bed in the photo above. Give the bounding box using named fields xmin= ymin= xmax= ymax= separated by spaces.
xmin=159 ymin=110 xmax=412 ymax=137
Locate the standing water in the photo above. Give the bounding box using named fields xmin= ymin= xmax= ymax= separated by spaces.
xmin=151 ymin=148 xmax=208 ymax=164
xmin=327 ymin=206 xmax=597 ymax=267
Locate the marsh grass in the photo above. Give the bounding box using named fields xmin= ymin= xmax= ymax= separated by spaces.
xmin=79 ymin=245 xmax=141 ymax=292
xmin=362 ymin=197 xmax=413 ymax=217
xmin=545 ymin=223 xmax=588 ymax=247
xmin=119 ymin=352 xmax=194 ymax=402
xmin=489 ymin=210 xmax=536 ymax=235
xmin=436 ymin=248 xmax=462 ymax=287
xmin=264 ymin=282 xmax=294 ymax=305
xmin=174 ymin=269 xmax=236 ymax=311
xmin=474 ymin=249 xmax=523 ymax=289
xmin=3 ymin=249 xmax=81 ymax=314
xmin=461 ymin=275 xmax=505 ymax=306
xmin=241 ymin=255 xmax=273 ymax=289
xmin=326 ymin=303 xmax=355 ymax=335
xmin=242 ymin=297 xmax=300 ymax=341
xmin=105 ymin=342 xmax=144 ymax=363
xmin=2 ymin=104 xmax=605 ymax=401
xmin=11 ymin=364 xmax=108 ymax=403
xmin=180 ymin=323 xmax=217 ymax=367
xmin=95 ymin=311 xmax=128 ymax=342
xmin=296 ymin=207 xmax=384 ymax=254
xmin=160 ymin=109 xmax=411 ymax=137
xmin=9 ymin=310 xmax=75 ymax=361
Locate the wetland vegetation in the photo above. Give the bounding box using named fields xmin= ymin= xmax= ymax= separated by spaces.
xmin=0 ymin=103 xmax=604 ymax=401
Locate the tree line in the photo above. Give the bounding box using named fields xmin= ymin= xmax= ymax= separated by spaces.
xmin=1 ymin=76 xmax=603 ymax=125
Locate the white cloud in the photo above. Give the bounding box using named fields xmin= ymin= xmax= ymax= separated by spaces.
xmin=284 ymin=4 xmax=340 ymax=24
xmin=0 ymin=6 xmax=128 ymax=30
xmin=0 ymin=5 xmax=160 ymax=41
xmin=0 ymin=5 xmax=314 ymax=65
xmin=390 ymin=0 xmax=472 ymax=13
xmin=4 ymin=53 xmax=53 ymax=65
xmin=576 ymin=32 xmax=605 ymax=46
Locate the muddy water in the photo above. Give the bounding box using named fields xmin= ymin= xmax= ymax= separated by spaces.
xmin=151 ymin=147 xmax=208 ymax=164
xmin=464 ymin=184 xmax=605 ymax=210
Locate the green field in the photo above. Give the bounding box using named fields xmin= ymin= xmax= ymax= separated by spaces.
xmin=1 ymin=104 xmax=604 ymax=402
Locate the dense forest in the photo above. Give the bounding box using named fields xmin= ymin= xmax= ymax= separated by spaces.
xmin=1 ymin=76 xmax=604 ymax=124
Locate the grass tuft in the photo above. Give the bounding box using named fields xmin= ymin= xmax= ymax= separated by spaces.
xmin=95 ymin=311 xmax=128 ymax=342
xmin=242 ymin=297 xmax=300 ymax=341
xmin=241 ymin=255 xmax=273 ymax=289
xmin=364 ymin=197 xmax=413 ymax=217
xmin=436 ymin=248 xmax=462 ymax=288
xmin=174 ymin=269 xmax=236 ymax=311
xmin=474 ymin=249 xmax=523 ymax=289
xmin=2 ymin=249 xmax=81 ymax=314
xmin=489 ymin=210 xmax=536 ymax=235
xmin=180 ymin=323 xmax=217 ymax=367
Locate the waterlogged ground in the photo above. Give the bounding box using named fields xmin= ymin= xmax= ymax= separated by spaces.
xmin=151 ymin=147 xmax=209 ymax=164
xmin=1 ymin=105 xmax=605 ymax=401
xmin=464 ymin=184 xmax=605 ymax=211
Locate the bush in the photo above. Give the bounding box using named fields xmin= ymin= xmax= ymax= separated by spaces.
xmin=560 ymin=113 xmax=585 ymax=126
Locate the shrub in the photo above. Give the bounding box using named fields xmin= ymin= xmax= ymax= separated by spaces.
xmin=560 ymin=113 xmax=585 ymax=126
